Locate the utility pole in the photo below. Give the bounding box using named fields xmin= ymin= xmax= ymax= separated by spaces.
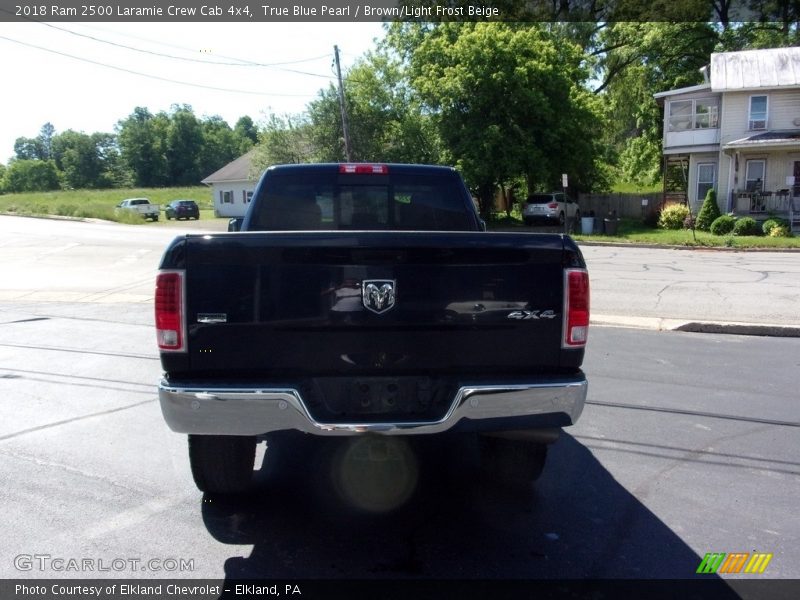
xmin=333 ymin=45 xmax=353 ymax=162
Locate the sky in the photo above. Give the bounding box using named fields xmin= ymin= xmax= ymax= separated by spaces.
xmin=0 ymin=21 xmax=387 ymax=163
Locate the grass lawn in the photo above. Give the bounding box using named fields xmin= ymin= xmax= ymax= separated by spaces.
xmin=0 ymin=187 xmax=213 ymax=224
xmin=488 ymin=215 xmax=800 ymax=249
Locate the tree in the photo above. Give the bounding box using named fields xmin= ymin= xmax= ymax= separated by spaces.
xmin=199 ymin=116 xmax=244 ymax=178
xmin=165 ymin=105 xmax=204 ymax=185
xmin=394 ymin=23 xmax=604 ymax=214
xmin=695 ymin=188 xmax=721 ymax=231
xmin=234 ymin=116 xmax=259 ymax=150
xmin=52 ymin=130 xmax=104 ymax=189
xmin=305 ymin=49 xmax=441 ymax=164
xmin=117 ymin=107 xmax=169 ymax=187
xmin=253 ymin=114 xmax=315 ymax=171
xmin=14 ymin=136 xmax=46 ymax=161
xmin=3 ymin=159 xmax=60 ymax=192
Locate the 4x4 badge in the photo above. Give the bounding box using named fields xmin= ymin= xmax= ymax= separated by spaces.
xmin=362 ymin=280 xmax=396 ymax=314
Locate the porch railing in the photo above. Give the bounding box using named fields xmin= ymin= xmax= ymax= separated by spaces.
xmin=732 ymin=191 xmax=795 ymax=214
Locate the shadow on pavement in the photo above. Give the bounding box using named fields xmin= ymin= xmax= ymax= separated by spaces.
xmin=201 ymin=432 xmax=738 ymax=594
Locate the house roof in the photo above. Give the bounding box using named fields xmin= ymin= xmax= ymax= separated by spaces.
xmin=724 ymin=130 xmax=800 ymax=150
xmin=201 ymin=149 xmax=257 ymax=185
xmin=711 ymin=47 xmax=800 ymax=92
xmin=653 ymin=83 xmax=713 ymax=100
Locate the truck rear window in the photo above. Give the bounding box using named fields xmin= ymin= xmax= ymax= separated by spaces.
xmin=249 ymin=172 xmax=475 ymax=231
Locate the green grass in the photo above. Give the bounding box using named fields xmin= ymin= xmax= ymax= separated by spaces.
xmin=488 ymin=214 xmax=799 ymax=248
xmin=0 ymin=187 xmax=213 ymax=224
xmin=572 ymin=218 xmax=800 ymax=249
xmin=610 ymin=181 xmax=663 ymax=194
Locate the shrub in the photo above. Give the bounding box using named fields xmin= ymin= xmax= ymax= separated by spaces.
xmin=683 ymin=214 xmax=696 ymax=230
xmin=710 ymin=215 xmax=736 ymax=236
xmin=769 ymin=225 xmax=792 ymax=238
xmin=732 ymin=217 xmax=761 ymax=236
xmin=658 ymin=203 xmax=690 ymax=230
xmin=762 ymin=218 xmax=788 ymax=235
xmin=695 ymin=189 xmax=721 ymax=231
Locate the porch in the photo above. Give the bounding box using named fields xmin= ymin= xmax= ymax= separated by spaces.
xmin=731 ymin=189 xmax=800 ymax=231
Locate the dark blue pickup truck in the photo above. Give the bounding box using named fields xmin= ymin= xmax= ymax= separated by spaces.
xmin=155 ymin=163 xmax=589 ymax=495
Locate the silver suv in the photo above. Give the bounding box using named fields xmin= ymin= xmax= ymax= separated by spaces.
xmin=522 ymin=192 xmax=580 ymax=226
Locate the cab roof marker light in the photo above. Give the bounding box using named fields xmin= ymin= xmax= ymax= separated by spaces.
xmin=339 ymin=164 xmax=389 ymax=175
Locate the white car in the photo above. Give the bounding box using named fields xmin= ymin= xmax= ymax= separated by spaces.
xmin=522 ymin=192 xmax=580 ymax=226
xmin=116 ymin=198 xmax=160 ymax=221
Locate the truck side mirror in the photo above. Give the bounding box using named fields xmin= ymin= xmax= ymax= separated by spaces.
xmin=228 ymin=218 xmax=244 ymax=232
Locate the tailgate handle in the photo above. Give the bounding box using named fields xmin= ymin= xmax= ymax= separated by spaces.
xmin=197 ymin=313 xmax=227 ymax=324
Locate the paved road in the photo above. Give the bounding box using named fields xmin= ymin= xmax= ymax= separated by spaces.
xmin=1 ymin=215 xmax=798 ymax=592
xmin=1 ymin=216 xmax=799 ymax=328
xmin=582 ymin=244 xmax=800 ymax=328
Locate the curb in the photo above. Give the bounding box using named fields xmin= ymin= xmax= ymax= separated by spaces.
xmin=591 ymin=314 xmax=800 ymax=338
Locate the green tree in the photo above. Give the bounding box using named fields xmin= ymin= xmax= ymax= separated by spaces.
xmin=3 ymin=159 xmax=61 ymax=192
xmin=234 ymin=115 xmax=259 ymax=150
xmin=396 ymin=23 xmax=604 ymax=213
xmin=253 ymin=114 xmax=315 ymax=171
xmin=166 ymin=105 xmax=204 ymax=185
xmin=695 ymin=188 xmax=721 ymax=231
xmin=199 ymin=116 xmax=245 ymax=178
xmin=117 ymin=107 xmax=169 ymax=187
xmin=50 ymin=130 xmax=120 ymax=189
xmin=305 ymin=49 xmax=441 ymax=164
xmin=14 ymin=136 xmax=46 ymax=161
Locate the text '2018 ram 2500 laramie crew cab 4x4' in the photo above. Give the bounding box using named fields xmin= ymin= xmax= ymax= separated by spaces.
xmin=156 ymin=164 xmax=589 ymax=495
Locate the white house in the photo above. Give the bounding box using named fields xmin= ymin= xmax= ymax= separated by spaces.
xmin=654 ymin=47 xmax=800 ymax=225
xmin=201 ymin=149 xmax=261 ymax=218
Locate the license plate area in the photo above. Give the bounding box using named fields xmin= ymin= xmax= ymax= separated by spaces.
xmin=302 ymin=376 xmax=455 ymax=424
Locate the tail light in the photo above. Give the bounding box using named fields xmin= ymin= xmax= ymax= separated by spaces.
xmin=548 ymin=202 xmax=559 ymax=209
xmin=562 ymin=268 xmax=590 ymax=348
xmin=155 ymin=270 xmax=186 ymax=352
xmin=339 ymin=163 xmax=389 ymax=174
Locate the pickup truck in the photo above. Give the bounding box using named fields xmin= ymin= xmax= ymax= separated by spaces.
xmin=156 ymin=164 xmax=589 ymax=495
xmin=116 ymin=197 xmax=160 ymax=221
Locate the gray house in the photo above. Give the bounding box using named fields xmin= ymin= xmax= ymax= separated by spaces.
xmin=201 ymin=149 xmax=260 ymax=218
xmin=654 ymin=47 xmax=800 ymax=227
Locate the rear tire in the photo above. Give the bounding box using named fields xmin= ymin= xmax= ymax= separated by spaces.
xmin=188 ymin=434 xmax=256 ymax=494
xmin=557 ymin=212 xmax=565 ymax=226
xmin=478 ymin=436 xmax=548 ymax=486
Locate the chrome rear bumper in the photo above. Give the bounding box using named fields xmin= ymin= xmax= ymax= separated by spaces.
xmin=158 ymin=378 xmax=587 ymax=436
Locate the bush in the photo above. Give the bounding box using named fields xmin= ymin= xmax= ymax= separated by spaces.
xmin=769 ymin=225 xmax=793 ymax=238
xmin=762 ymin=218 xmax=788 ymax=235
xmin=658 ymin=203 xmax=690 ymax=230
xmin=732 ymin=217 xmax=761 ymax=236
xmin=683 ymin=214 xmax=696 ymax=230
xmin=710 ymin=215 xmax=736 ymax=236
xmin=695 ymin=189 xmax=721 ymax=231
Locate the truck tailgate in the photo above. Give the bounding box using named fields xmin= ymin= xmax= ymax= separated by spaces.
xmin=166 ymin=231 xmax=581 ymax=380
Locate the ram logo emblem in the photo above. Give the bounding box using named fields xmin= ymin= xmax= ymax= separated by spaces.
xmin=362 ymin=280 xmax=396 ymax=314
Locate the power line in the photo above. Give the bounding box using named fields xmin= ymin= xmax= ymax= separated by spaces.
xmin=0 ymin=35 xmax=319 ymax=98
xmin=39 ymin=21 xmax=333 ymax=72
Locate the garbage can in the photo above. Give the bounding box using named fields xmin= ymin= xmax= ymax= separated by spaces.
xmin=580 ymin=216 xmax=595 ymax=235
xmin=603 ymin=218 xmax=619 ymax=236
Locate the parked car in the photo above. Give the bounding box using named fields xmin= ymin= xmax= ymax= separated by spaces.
xmin=522 ymin=192 xmax=580 ymax=226
xmin=115 ymin=198 xmax=159 ymax=221
xmin=165 ymin=200 xmax=200 ymax=220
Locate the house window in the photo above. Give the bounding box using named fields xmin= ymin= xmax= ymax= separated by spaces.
xmin=696 ymin=163 xmax=716 ymax=204
xmin=748 ymin=96 xmax=767 ymax=130
xmin=244 ymin=191 xmax=253 ymax=204
xmin=221 ymin=190 xmax=234 ymax=204
xmin=745 ymin=160 xmax=765 ymax=192
xmin=668 ymin=99 xmax=719 ymax=131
